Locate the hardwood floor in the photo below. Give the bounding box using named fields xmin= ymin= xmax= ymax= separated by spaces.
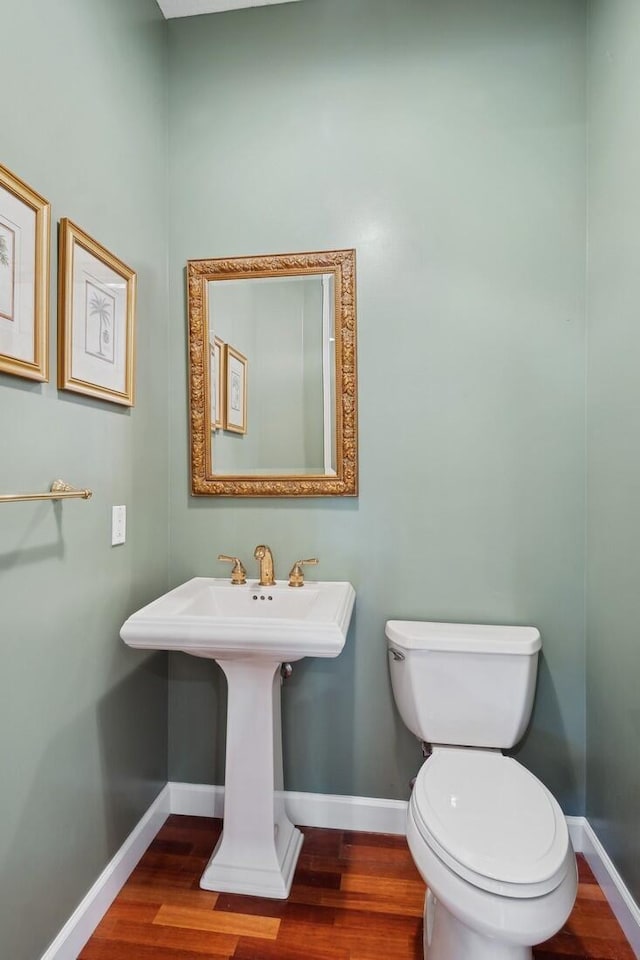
xmin=79 ymin=815 xmax=636 ymax=960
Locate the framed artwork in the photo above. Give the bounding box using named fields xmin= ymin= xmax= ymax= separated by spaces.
xmin=223 ymin=343 xmax=247 ymax=435
xmin=58 ymin=218 xmax=136 ymax=406
xmin=209 ymin=336 xmax=224 ymax=430
xmin=0 ymin=162 xmax=50 ymax=381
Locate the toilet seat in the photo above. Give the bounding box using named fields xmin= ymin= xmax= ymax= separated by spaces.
xmin=411 ymin=749 xmax=569 ymax=899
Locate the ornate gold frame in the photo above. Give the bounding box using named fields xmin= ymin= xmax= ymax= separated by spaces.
xmin=58 ymin=218 xmax=136 ymax=406
xmin=0 ymin=162 xmax=50 ymax=382
xmin=187 ymin=248 xmax=358 ymax=497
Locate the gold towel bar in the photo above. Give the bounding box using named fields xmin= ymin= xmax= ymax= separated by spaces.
xmin=0 ymin=479 xmax=93 ymax=503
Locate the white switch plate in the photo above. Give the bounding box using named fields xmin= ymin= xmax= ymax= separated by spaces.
xmin=111 ymin=505 xmax=126 ymax=545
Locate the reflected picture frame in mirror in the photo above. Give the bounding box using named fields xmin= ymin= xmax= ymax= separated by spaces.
xmin=223 ymin=343 xmax=247 ymax=435
xmin=187 ymin=248 xmax=357 ymax=497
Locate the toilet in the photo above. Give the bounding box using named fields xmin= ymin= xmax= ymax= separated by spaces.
xmin=385 ymin=620 xmax=577 ymax=960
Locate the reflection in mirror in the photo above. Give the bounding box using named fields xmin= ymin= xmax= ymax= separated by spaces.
xmin=209 ymin=274 xmax=335 ymax=476
xmin=187 ymin=249 xmax=357 ymax=497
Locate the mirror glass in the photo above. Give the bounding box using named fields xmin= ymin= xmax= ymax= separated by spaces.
xmin=187 ymin=249 xmax=357 ymax=497
xmin=208 ymin=273 xmax=336 ymax=476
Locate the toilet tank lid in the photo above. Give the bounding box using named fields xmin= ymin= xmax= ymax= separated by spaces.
xmin=385 ymin=620 xmax=541 ymax=655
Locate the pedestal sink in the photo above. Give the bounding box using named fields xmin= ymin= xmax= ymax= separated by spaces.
xmin=120 ymin=577 xmax=355 ymax=898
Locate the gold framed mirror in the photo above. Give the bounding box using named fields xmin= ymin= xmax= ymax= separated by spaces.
xmin=187 ymin=248 xmax=358 ymax=497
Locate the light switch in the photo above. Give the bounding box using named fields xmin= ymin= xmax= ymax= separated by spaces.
xmin=111 ymin=505 xmax=126 ymax=545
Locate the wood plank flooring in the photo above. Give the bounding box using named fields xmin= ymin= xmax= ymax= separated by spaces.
xmin=79 ymin=815 xmax=635 ymax=960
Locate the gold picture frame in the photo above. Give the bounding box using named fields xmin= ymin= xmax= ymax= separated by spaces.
xmin=58 ymin=218 xmax=136 ymax=406
xmin=223 ymin=343 xmax=247 ymax=435
xmin=210 ymin=335 xmax=224 ymax=430
xmin=187 ymin=248 xmax=358 ymax=497
xmin=0 ymin=162 xmax=50 ymax=381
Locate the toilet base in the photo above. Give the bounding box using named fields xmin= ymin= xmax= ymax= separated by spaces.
xmin=425 ymin=889 xmax=531 ymax=960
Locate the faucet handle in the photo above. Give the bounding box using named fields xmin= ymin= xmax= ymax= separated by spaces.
xmin=218 ymin=554 xmax=247 ymax=585
xmin=288 ymin=558 xmax=319 ymax=588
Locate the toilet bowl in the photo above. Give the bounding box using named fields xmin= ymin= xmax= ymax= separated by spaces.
xmin=385 ymin=620 xmax=577 ymax=960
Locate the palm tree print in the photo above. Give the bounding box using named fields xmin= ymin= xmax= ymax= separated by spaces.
xmin=0 ymin=234 xmax=9 ymax=268
xmin=89 ymin=292 xmax=112 ymax=356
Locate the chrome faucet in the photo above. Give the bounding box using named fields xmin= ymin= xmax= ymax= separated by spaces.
xmin=254 ymin=544 xmax=276 ymax=586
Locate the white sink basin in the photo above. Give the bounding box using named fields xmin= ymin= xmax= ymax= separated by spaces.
xmin=120 ymin=576 xmax=355 ymax=661
xmin=120 ymin=574 xmax=355 ymax=900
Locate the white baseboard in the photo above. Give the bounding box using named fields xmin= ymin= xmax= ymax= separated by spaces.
xmin=566 ymin=815 xmax=585 ymax=854
xmin=170 ymin=781 xmax=225 ymax=818
xmin=170 ymin=781 xmax=407 ymax=835
xmin=581 ymin=819 xmax=640 ymax=958
xmin=39 ymin=785 xmax=170 ymax=960
xmin=39 ymin=785 xmax=640 ymax=960
xmin=286 ymin=789 xmax=407 ymax=834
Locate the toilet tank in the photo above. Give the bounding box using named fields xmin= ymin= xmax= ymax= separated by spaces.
xmin=385 ymin=621 xmax=541 ymax=749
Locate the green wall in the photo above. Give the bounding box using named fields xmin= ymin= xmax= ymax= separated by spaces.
xmin=167 ymin=0 xmax=587 ymax=813
xmin=586 ymin=0 xmax=640 ymax=905
xmin=0 ymin=1 xmax=169 ymax=958
xmin=12 ymin=0 xmax=640 ymax=953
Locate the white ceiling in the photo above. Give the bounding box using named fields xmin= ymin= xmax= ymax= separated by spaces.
xmin=156 ymin=0 xmax=301 ymax=19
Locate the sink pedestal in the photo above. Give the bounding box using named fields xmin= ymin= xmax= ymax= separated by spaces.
xmin=120 ymin=577 xmax=356 ymax=897
xmin=200 ymin=658 xmax=303 ymax=899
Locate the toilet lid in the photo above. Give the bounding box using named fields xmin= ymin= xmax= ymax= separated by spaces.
xmin=411 ymin=750 xmax=569 ymax=898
